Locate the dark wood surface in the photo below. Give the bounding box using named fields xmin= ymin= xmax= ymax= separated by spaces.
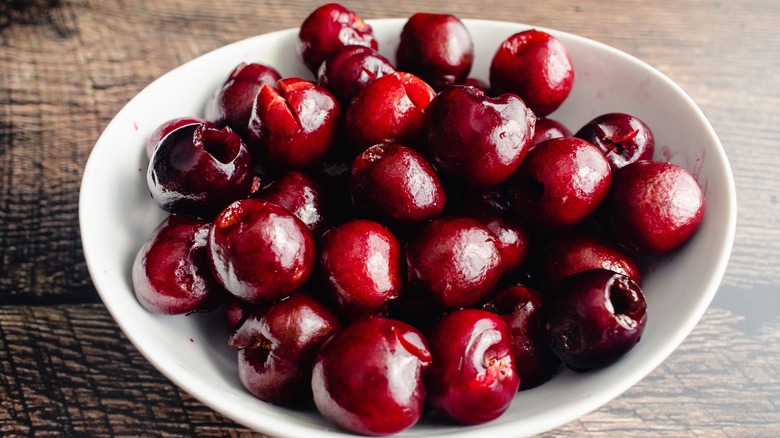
xmin=2 ymin=0 xmax=779 ymax=436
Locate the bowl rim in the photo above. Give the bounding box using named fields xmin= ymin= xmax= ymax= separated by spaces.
xmin=79 ymin=17 xmax=737 ymax=438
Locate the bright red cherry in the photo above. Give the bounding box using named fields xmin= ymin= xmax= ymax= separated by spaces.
xmin=490 ymin=29 xmax=574 ymax=117
xmin=208 ymin=199 xmax=315 ymax=304
xmin=425 ymin=309 xmax=520 ymax=424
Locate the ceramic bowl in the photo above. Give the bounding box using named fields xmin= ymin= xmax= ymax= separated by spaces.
xmin=79 ymin=18 xmax=736 ymax=437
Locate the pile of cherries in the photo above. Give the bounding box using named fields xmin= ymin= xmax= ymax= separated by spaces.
xmin=132 ymin=3 xmax=706 ymax=435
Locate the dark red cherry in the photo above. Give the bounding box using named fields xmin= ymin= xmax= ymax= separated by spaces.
xmin=483 ymin=285 xmax=561 ymax=390
xmin=204 ymin=62 xmax=282 ymax=138
xmin=312 ymin=317 xmax=431 ymax=435
xmin=396 ymin=13 xmax=474 ymax=91
xmin=490 ymin=29 xmax=574 ymax=117
xmin=541 ymin=230 xmax=643 ymax=286
xmin=508 ymin=137 xmax=612 ymax=231
xmin=318 ymin=220 xmax=402 ymax=320
xmin=146 ymin=117 xmax=212 ymax=160
xmin=422 ymin=85 xmax=536 ymax=188
xmin=405 ymin=216 xmax=503 ymax=310
xmin=598 ymin=160 xmax=705 ymax=254
xmin=350 ymin=143 xmax=445 ymax=228
xmin=458 ymin=77 xmax=491 ymax=93
xmin=297 ymin=3 xmax=377 ymax=74
xmin=208 ymin=199 xmax=315 ymax=304
xmin=345 ymin=72 xmax=436 ymax=154
xmin=132 ymin=215 xmax=225 ymax=315
xmin=575 ymin=112 xmax=655 ymax=169
xmin=147 ymin=123 xmax=253 ymax=219
xmin=544 ymin=269 xmax=647 ymax=370
xmin=533 ymin=117 xmax=571 ymax=146
xmin=253 ymin=170 xmax=329 ymax=237
xmin=229 ymin=293 xmax=341 ymax=406
xmin=223 ymin=294 xmax=261 ymax=331
xmin=247 ymin=78 xmax=341 ymax=170
xmin=424 ymin=309 xmax=520 ymax=424
xmin=317 ymin=45 xmax=396 ymax=105
xmin=456 ymin=190 xmax=532 ymax=274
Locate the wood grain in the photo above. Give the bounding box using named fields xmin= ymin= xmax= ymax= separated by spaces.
xmin=1 ymin=0 xmax=779 ymax=436
xmin=1 ymin=305 xmax=778 ymax=436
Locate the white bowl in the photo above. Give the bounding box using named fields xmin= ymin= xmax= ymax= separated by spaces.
xmin=80 ymin=18 xmax=736 ymax=437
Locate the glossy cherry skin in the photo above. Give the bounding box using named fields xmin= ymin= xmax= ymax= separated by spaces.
xmin=132 ymin=215 xmax=225 ymax=315
xmin=422 ymin=85 xmax=536 ymax=188
xmin=208 ymin=199 xmax=315 ymax=304
xmin=204 ymin=62 xmax=282 ymax=138
xmin=253 ymin=170 xmax=329 ymax=238
xmin=318 ymin=220 xmax=402 ymax=320
xmin=345 ymin=72 xmax=436 ymax=154
xmin=146 ymin=117 xmax=212 ymax=160
xmin=490 ymin=29 xmax=574 ymax=117
xmin=541 ymin=230 xmax=642 ymax=286
xmin=575 ymin=112 xmax=655 ymax=169
xmin=147 ymin=123 xmax=253 ymax=219
xmin=297 ymin=3 xmax=377 ymax=74
xmin=317 ymin=45 xmax=396 ymax=106
xmin=396 ymin=13 xmax=474 ymax=91
xmin=598 ymin=160 xmax=705 ymax=254
xmin=350 ymin=143 xmax=445 ymax=228
xmin=247 ymin=78 xmax=341 ymax=170
xmin=533 ymin=117 xmax=571 ymax=146
xmin=544 ymin=269 xmax=647 ymax=370
xmin=229 ymin=293 xmax=340 ymax=407
xmin=425 ymin=309 xmax=520 ymax=424
xmin=508 ymin=137 xmax=612 ymax=231
xmin=458 ymin=77 xmax=491 ymax=93
xmin=455 ymin=190 xmax=532 ymax=275
xmin=312 ymin=317 xmax=431 ymax=436
xmin=483 ymin=286 xmax=561 ymax=390
xmin=223 ymin=294 xmax=261 ymax=331
xmin=405 ymin=216 xmax=503 ymax=310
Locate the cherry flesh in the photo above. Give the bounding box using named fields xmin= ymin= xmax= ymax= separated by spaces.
xmin=396 ymin=13 xmax=474 ymax=91
xmin=297 ymin=3 xmax=377 ymax=74
xmin=575 ymin=112 xmax=655 ymax=170
xmin=317 ymin=45 xmax=396 ymax=106
xmin=147 ymin=123 xmax=253 ymax=219
xmin=422 ymin=85 xmax=536 ymax=188
xmin=253 ymin=170 xmax=329 ymax=238
xmin=247 ymin=78 xmax=341 ymax=170
xmin=318 ymin=220 xmax=402 ymax=320
xmin=424 ymin=309 xmax=520 ymax=424
xmin=544 ymin=269 xmax=647 ymax=370
xmin=508 ymin=137 xmax=612 ymax=231
xmin=599 ymin=160 xmax=705 ymax=254
xmin=405 ymin=216 xmax=503 ymax=310
xmin=132 ymin=214 xmax=225 ymax=315
xmin=229 ymin=293 xmax=341 ymax=407
xmin=350 ymin=143 xmax=445 ymax=228
xmin=490 ymin=29 xmax=574 ymax=117
xmin=345 ymin=71 xmax=436 ymax=154
xmin=204 ymin=62 xmax=282 ymax=138
xmin=208 ymin=199 xmax=315 ymax=304
xmin=541 ymin=230 xmax=643 ymax=286
xmin=312 ymin=317 xmax=431 ymax=435
xmin=483 ymin=286 xmax=561 ymax=390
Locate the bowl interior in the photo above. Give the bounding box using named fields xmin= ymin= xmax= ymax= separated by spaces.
xmin=79 ymin=18 xmax=736 ymax=438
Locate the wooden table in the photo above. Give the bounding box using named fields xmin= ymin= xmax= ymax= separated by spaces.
xmin=2 ymin=0 xmax=778 ymax=436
